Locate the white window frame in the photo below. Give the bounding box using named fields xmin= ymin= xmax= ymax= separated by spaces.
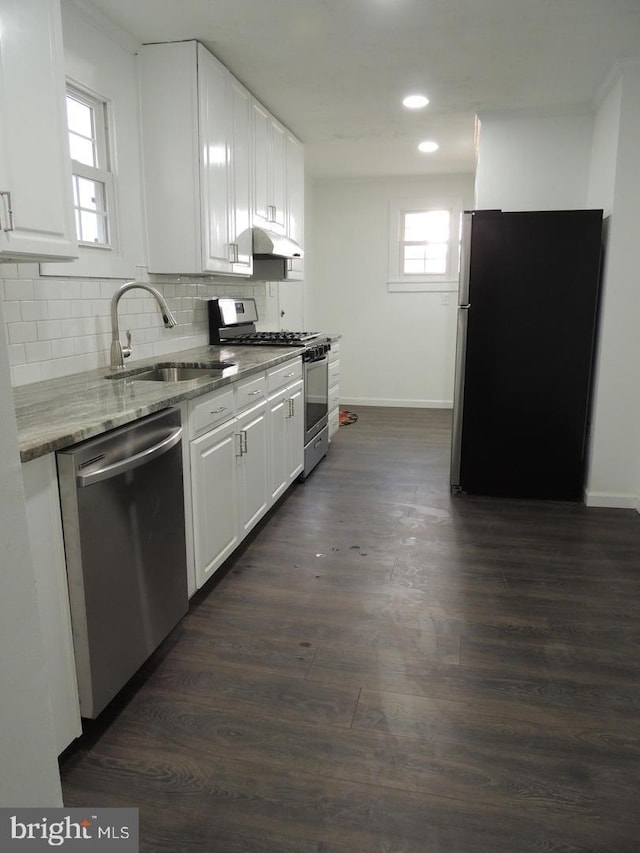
xmin=388 ymin=197 xmax=463 ymax=292
xmin=66 ymin=82 xmax=117 ymax=252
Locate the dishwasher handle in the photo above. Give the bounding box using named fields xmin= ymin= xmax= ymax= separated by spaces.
xmin=77 ymin=426 xmax=183 ymax=487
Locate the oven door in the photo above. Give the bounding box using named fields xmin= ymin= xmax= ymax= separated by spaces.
xmin=304 ymin=355 xmax=328 ymax=442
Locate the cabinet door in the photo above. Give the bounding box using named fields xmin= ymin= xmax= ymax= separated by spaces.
xmin=229 ymin=78 xmax=253 ymax=275
xmin=252 ymin=100 xmax=271 ymax=229
xmin=236 ymin=401 xmax=269 ymax=536
xmin=190 ymin=418 xmax=239 ymax=587
xmin=286 ymin=379 xmax=304 ymax=483
xmin=0 ymin=0 xmax=77 ymax=260
xmin=251 ymin=100 xmax=286 ymax=234
xmin=198 ymin=44 xmax=232 ymax=274
xmin=286 ymin=132 xmax=305 ymax=280
xmin=270 ymin=119 xmax=287 ymax=233
xmin=268 ymin=387 xmax=289 ymax=504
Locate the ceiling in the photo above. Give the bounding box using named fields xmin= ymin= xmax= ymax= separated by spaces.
xmin=86 ymin=0 xmax=640 ymax=179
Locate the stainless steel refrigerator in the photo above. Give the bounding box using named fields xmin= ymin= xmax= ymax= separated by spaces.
xmin=450 ymin=209 xmax=603 ymax=500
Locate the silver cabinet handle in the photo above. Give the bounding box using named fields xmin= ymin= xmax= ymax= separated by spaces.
xmin=228 ymin=243 xmax=239 ymax=263
xmin=210 ymin=406 xmax=227 ymax=414
xmin=249 ymin=389 xmax=262 ymax=396
xmin=286 ymin=398 xmax=295 ymax=418
xmin=77 ymin=427 xmax=182 ymax=487
xmin=0 ymin=190 xmax=15 ymax=232
xmin=235 ymin=430 xmax=248 ymax=456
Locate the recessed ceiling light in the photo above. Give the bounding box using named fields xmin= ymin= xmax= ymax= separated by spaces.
xmin=418 ymin=140 xmax=439 ymax=153
xmin=403 ymin=94 xmax=429 ymax=109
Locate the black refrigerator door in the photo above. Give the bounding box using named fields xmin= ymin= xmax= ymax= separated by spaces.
xmin=458 ymin=209 xmax=602 ymax=500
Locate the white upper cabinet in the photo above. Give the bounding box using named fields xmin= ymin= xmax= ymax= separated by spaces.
xmin=140 ymin=40 xmax=303 ymax=277
xmin=286 ymin=132 xmax=305 ymax=279
xmin=252 ymin=101 xmax=288 ymax=234
xmin=197 ymin=44 xmax=233 ymax=274
xmin=140 ymin=40 xmax=252 ymax=276
xmin=0 ymin=0 xmax=77 ymax=261
xmin=228 ymin=78 xmax=253 ymax=275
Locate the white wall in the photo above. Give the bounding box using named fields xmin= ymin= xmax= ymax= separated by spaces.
xmin=585 ymin=64 xmax=640 ymax=510
xmin=308 ymin=173 xmax=475 ymax=408
xmin=475 ymin=111 xmax=593 ymax=211
xmin=0 ymin=299 xmax=63 ymax=806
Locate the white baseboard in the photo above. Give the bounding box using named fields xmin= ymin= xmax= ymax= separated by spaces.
xmin=583 ymin=490 xmax=640 ymax=512
xmin=339 ymin=397 xmax=453 ymax=409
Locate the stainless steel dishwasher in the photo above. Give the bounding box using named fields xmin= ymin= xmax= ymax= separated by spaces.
xmin=57 ymin=407 xmax=188 ymax=719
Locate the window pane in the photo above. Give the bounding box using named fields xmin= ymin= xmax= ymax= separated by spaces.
xmin=66 ymin=96 xmax=93 ymax=138
xmin=77 ymin=177 xmax=106 ymax=213
xmin=425 ymin=257 xmax=447 ymax=273
xmin=403 ymin=209 xmax=450 ymax=242
xmin=404 ymin=212 xmax=429 ymax=241
xmin=425 ymin=243 xmax=447 ymax=261
xmin=69 ymin=132 xmax=96 ymax=167
xmin=404 ymin=259 xmax=426 ymax=274
xmin=404 ymin=245 xmax=426 ymax=261
xmin=79 ymin=210 xmax=108 ymax=244
xmin=425 ymin=210 xmax=450 ymax=242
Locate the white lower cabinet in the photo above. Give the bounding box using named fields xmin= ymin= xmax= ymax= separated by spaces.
xmin=190 ymin=416 xmax=240 ymax=589
xmin=268 ymin=379 xmax=304 ymax=502
xmin=187 ymin=359 xmax=305 ymax=591
xmin=22 ymin=454 xmax=82 ymax=755
xmin=236 ymin=400 xmax=269 ymax=536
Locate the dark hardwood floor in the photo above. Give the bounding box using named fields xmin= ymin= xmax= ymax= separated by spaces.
xmin=61 ymin=407 xmax=640 ymax=852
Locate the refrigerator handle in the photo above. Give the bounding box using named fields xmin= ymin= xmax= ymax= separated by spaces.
xmin=450 ymin=305 xmax=469 ymax=492
xmin=458 ymin=212 xmax=473 ymax=306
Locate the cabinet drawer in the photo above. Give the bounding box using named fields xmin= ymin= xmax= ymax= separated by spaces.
xmin=329 ymin=341 xmax=340 ymax=359
xmin=190 ymin=387 xmax=235 ymax=437
xmin=267 ymin=358 xmax=302 ymax=394
xmin=235 ymin=372 xmax=267 ymax=410
xmin=328 ymin=359 xmax=340 ymax=388
xmin=328 ymin=383 xmax=340 ymax=411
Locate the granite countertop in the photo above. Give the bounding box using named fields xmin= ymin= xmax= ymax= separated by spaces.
xmin=14 ymin=344 xmax=306 ymax=463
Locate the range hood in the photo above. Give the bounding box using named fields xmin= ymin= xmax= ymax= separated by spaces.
xmin=252 ymin=226 xmax=304 ymax=259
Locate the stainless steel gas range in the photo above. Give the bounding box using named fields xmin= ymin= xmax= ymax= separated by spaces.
xmin=208 ymin=297 xmax=331 ymax=478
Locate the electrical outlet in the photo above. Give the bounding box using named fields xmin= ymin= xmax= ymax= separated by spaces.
xmin=440 ymin=293 xmax=450 ymax=306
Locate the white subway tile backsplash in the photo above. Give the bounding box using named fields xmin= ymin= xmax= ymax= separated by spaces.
xmin=25 ymin=340 xmax=53 ymax=362
xmin=12 ymin=362 xmax=43 ymax=385
xmin=2 ymin=270 xmax=268 ymax=386
xmin=20 ymin=300 xmax=49 ymax=322
xmin=5 ymin=279 xmax=33 ymax=301
xmin=8 ymin=343 xmax=26 ymax=365
xmin=37 ymin=319 xmax=63 ymax=340
xmin=9 ymin=321 xmax=38 ymax=344
xmin=17 ymin=263 xmax=39 ymax=279
xmin=3 ymin=301 xmax=21 ymax=323
xmin=48 ymin=300 xmax=74 ymax=319
xmin=50 ymin=338 xmax=76 ymax=358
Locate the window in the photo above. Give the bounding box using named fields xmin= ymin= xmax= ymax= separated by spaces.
xmin=388 ymin=198 xmax=462 ymax=291
xmin=65 ymin=86 xmax=114 ymax=248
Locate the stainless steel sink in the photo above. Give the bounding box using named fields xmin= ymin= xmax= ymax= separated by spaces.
xmin=106 ymin=362 xmax=236 ymax=382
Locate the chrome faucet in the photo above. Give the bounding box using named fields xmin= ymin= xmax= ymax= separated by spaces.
xmin=110 ymin=281 xmax=178 ymax=370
